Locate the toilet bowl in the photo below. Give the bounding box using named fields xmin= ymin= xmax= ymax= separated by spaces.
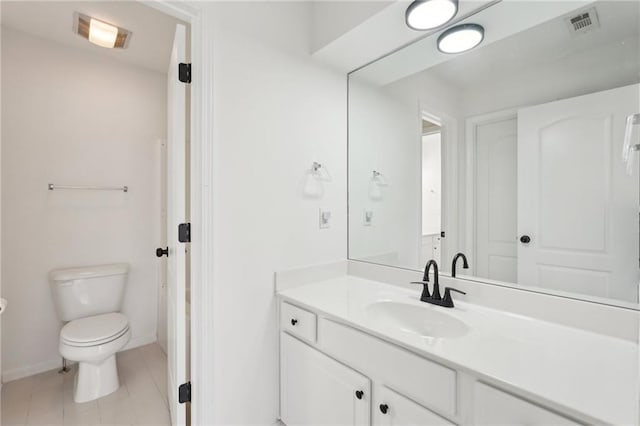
xmin=49 ymin=263 xmax=130 ymax=403
xmin=59 ymin=312 xmax=131 ymax=403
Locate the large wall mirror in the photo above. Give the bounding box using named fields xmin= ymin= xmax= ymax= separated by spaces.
xmin=348 ymin=0 xmax=640 ymax=308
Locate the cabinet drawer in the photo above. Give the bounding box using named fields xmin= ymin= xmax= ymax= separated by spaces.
xmin=374 ymin=385 xmax=455 ymax=426
xmin=318 ymin=318 xmax=457 ymax=417
xmin=473 ymin=382 xmax=582 ymax=425
xmin=281 ymin=302 xmax=317 ymax=343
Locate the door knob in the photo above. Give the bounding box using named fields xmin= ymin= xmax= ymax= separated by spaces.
xmin=520 ymin=235 xmax=531 ymax=244
xmin=156 ymin=247 xmax=169 ymax=257
xmin=379 ymin=404 xmax=389 ymax=414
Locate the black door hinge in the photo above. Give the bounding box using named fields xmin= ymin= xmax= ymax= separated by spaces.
xmin=178 ymin=223 xmax=191 ymax=243
xmin=178 ymin=63 xmax=191 ymax=83
xmin=178 ymin=382 xmax=191 ymax=403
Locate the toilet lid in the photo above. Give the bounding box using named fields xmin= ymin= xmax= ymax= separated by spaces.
xmin=61 ymin=313 xmax=129 ymax=346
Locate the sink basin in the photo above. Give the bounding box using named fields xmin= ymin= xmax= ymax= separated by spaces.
xmin=365 ymin=301 xmax=468 ymax=339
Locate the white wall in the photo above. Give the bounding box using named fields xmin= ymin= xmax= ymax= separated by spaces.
xmin=461 ymin=34 xmax=640 ymax=118
xmin=205 ymin=2 xmax=347 ymax=424
xmin=1 ymin=27 xmax=165 ymax=381
xmin=349 ymin=77 xmax=421 ymax=269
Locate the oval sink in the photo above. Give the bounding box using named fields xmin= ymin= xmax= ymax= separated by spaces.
xmin=365 ymin=301 xmax=468 ymax=339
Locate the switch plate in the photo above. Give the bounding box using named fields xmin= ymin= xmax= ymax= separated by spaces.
xmin=364 ymin=210 xmax=373 ymax=226
xmin=319 ymin=209 xmax=331 ymax=229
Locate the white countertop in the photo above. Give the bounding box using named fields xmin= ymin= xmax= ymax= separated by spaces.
xmin=278 ymin=275 xmax=639 ymax=425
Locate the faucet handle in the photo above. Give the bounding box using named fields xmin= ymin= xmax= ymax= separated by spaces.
xmin=409 ymin=281 xmax=431 ymax=301
xmin=442 ymin=287 xmax=466 ymax=308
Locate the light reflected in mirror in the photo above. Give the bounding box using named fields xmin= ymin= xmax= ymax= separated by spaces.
xmin=348 ymin=0 xmax=640 ymax=306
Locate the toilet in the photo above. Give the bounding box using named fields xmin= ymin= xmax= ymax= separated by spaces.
xmin=49 ymin=263 xmax=131 ymax=403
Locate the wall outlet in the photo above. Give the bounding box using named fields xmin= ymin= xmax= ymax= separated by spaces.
xmin=319 ymin=209 xmax=331 ymax=229
xmin=364 ymin=210 xmax=373 ymax=226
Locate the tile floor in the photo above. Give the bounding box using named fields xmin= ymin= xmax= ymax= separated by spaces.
xmin=1 ymin=343 xmax=170 ymax=426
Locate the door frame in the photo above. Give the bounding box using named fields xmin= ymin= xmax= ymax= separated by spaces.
xmin=142 ymin=2 xmax=214 ymax=425
xmin=419 ymin=111 xmax=445 ymax=266
xmin=419 ymin=107 xmax=459 ymax=271
xmin=464 ymin=108 xmax=517 ymax=275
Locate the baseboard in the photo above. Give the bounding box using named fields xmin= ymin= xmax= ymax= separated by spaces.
xmin=2 ymin=333 xmax=158 ymax=383
xmin=2 ymin=358 xmax=66 ymax=383
xmin=122 ymin=333 xmax=157 ymax=352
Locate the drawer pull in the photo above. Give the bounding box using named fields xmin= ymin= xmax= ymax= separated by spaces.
xmin=379 ymin=404 xmax=389 ymax=414
xmin=291 ymin=318 xmax=298 ymax=326
xmin=355 ymin=390 xmax=364 ymax=400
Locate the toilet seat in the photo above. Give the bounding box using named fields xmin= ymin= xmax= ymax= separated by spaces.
xmin=61 ymin=312 xmax=129 ymax=347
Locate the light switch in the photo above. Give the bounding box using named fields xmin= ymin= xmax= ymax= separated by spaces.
xmin=319 ymin=209 xmax=331 ymax=229
xmin=364 ymin=210 xmax=373 ymax=226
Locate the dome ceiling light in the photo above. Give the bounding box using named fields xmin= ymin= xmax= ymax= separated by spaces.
xmin=405 ymin=0 xmax=459 ymax=31
xmin=437 ymin=23 xmax=485 ymax=54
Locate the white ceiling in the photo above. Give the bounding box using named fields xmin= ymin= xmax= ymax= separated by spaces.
xmin=427 ymin=0 xmax=640 ymax=91
xmin=352 ymin=0 xmax=597 ymax=86
xmin=1 ymin=1 xmax=181 ymax=74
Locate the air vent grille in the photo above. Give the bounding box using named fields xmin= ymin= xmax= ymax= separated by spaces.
xmin=571 ymin=13 xmax=592 ymax=31
xmin=565 ymin=8 xmax=600 ymax=35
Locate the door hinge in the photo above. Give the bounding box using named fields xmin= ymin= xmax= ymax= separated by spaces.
xmin=178 ymin=63 xmax=191 ymax=83
xmin=178 ymin=382 xmax=191 ymax=404
xmin=178 ymin=223 xmax=191 ymax=243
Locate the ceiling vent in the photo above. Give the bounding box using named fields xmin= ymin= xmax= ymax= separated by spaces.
xmin=565 ymin=8 xmax=600 ymax=36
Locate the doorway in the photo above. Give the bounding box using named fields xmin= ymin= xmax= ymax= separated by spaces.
xmin=420 ymin=118 xmax=443 ymax=266
xmin=0 ymin=1 xmax=191 ymax=425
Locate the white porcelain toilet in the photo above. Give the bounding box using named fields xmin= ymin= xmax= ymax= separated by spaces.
xmin=49 ymin=263 xmax=131 ymax=403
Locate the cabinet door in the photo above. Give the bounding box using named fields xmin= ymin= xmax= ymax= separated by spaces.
xmin=281 ymin=332 xmax=371 ymax=426
xmin=473 ymin=382 xmax=581 ymax=425
xmin=374 ymin=386 xmax=454 ymax=426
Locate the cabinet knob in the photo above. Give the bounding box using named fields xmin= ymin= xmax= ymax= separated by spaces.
xmin=355 ymin=390 xmax=364 ymax=400
xmin=520 ymin=235 xmax=531 ymax=244
xmin=290 ymin=318 xmax=298 ymax=326
xmin=156 ymin=247 xmax=169 ymax=257
xmin=379 ymin=404 xmax=389 ymax=414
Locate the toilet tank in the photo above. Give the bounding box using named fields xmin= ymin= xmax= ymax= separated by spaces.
xmin=49 ymin=263 xmax=129 ymax=321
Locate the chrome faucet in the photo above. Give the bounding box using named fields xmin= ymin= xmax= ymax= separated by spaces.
xmin=451 ymin=252 xmax=469 ymax=278
xmin=411 ymin=259 xmax=466 ymax=308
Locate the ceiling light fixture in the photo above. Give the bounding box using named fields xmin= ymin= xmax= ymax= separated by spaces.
xmin=405 ymin=0 xmax=458 ymax=31
xmin=74 ymin=13 xmax=131 ymax=49
xmin=437 ymin=23 xmax=484 ymax=54
xmin=89 ymin=18 xmax=118 ymax=48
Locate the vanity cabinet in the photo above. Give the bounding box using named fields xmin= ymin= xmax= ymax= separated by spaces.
xmin=374 ymin=386 xmax=455 ymax=426
xmin=472 ymin=382 xmax=581 ymax=425
xmin=281 ymin=332 xmax=371 ymax=426
xmin=280 ymin=300 xmax=589 ymax=426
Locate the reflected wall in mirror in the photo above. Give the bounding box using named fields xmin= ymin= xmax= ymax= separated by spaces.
xmin=348 ymin=0 xmax=640 ymax=306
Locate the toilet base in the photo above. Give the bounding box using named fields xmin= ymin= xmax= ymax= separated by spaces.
xmin=74 ymin=355 xmax=120 ymax=403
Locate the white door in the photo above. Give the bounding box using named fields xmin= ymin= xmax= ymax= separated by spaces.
xmin=474 ymin=117 xmax=518 ymax=283
xmin=280 ymin=333 xmax=371 ymax=426
xmin=167 ymin=23 xmax=187 ymax=425
xmin=373 ymin=385 xmax=454 ymax=426
xmin=518 ymin=84 xmax=639 ymax=302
